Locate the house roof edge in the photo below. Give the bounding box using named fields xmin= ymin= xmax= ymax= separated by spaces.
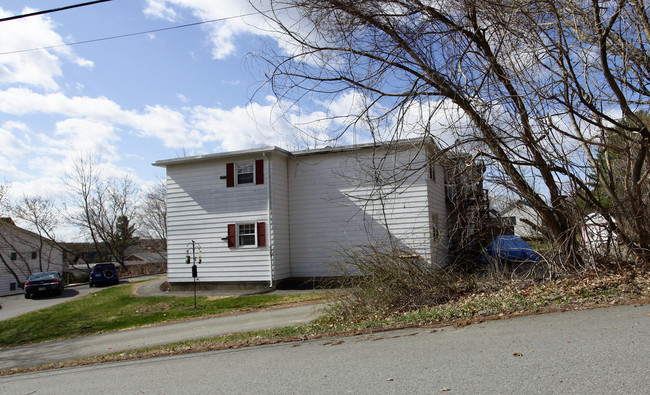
xmin=291 ymin=137 xmax=437 ymax=157
xmin=152 ymin=146 xmax=291 ymax=167
xmin=153 ymin=137 xmax=438 ymax=167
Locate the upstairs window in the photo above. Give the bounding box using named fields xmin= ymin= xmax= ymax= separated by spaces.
xmin=10 ymin=252 xmax=17 ymax=261
xmin=31 ymin=251 xmax=38 ymax=259
xmin=226 ymin=159 xmax=264 ymax=187
xmin=237 ymin=162 xmax=254 ymax=185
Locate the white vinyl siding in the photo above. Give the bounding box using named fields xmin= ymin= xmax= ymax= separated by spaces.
xmin=165 ymin=156 xmax=270 ymax=283
xmin=268 ymin=155 xmax=291 ymax=280
xmin=427 ymin=161 xmax=449 ymax=266
xmin=288 ymin=147 xmax=437 ymax=278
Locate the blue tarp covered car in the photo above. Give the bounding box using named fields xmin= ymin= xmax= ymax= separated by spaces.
xmin=481 ymin=235 xmax=540 ymax=265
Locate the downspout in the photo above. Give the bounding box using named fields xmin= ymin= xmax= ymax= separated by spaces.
xmin=264 ymin=152 xmax=275 ymax=288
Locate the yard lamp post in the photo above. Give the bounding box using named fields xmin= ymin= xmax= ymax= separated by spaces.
xmin=185 ymin=240 xmax=202 ymax=308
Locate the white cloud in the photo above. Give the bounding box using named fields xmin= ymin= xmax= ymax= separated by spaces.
xmin=1 ymin=120 xmax=30 ymax=133
xmin=142 ymin=0 xmax=277 ymax=59
xmin=144 ymin=0 xmax=179 ymax=22
xmin=0 ymin=88 xmax=121 ymax=118
xmin=0 ymin=85 xmax=344 ymax=154
xmin=0 ymin=122 xmax=29 ymax=151
xmin=185 ymin=94 xmax=367 ymax=152
xmin=0 ymin=122 xmax=31 ymax=179
xmin=123 ymin=105 xmax=201 ymax=148
xmin=0 ymin=7 xmax=93 ymax=91
xmin=220 ymin=79 xmax=241 ymax=86
xmin=52 ymin=118 xmax=120 ymax=161
xmin=189 ymin=101 xmax=290 ymax=151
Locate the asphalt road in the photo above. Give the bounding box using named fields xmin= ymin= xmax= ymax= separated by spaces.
xmin=1 ymin=304 xmax=647 ymax=394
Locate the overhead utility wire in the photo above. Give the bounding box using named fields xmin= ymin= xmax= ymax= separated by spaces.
xmin=0 ymin=8 xmax=283 ymax=57
xmin=0 ymin=0 xmax=112 ymax=22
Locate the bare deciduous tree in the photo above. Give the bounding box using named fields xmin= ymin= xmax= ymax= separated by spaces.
xmin=138 ymin=178 xmax=167 ymax=250
xmin=255 ymin=0 xmax=650 ymax=268
xmin=0 ymin=183 xmax=7 ymax=210
xmin=11 ymin=195 xmax=61 ymax=272
xmin=64 ymin=155 xmax=103 ymax=266
xmin=64 ymin=155 xmax=140 ymax=270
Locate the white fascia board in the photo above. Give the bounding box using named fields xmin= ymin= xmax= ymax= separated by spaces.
xmin=152 ymin=147 xmax=291 ymax=167
xmin=153 ymin=137 xmax=437 ymax=167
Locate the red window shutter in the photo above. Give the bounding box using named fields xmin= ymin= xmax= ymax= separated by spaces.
xmin=227 ymin=224 xmax=236 ymax=248
xmin=255 ymin=159 xmax=264 ymax=185
xmin=226 ymin=163 xmax=234 ymax=188
xmin=257 ymin=222 xmax=266 ymax=247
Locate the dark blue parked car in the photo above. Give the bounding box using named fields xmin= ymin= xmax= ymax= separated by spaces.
xmin=481 ymin=235 xmax=540 ymax=265
xmin=24 ymin=271 xmax=64 ymax=299
xmin=89 ymin=262 xmax=120 ymax=287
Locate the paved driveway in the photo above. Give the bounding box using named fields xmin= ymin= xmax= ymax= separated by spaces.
xmin=0 ymin=275 xmax=164 ymax=321
xmin=0 ymin=284 xmax=93 ymax=321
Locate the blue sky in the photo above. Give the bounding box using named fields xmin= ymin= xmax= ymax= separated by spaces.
xmin=0 ymin=0 xmax=356 ymax=206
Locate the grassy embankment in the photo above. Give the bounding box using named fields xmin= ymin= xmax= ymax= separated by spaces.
xmin=0 ymin=284 xmax=333 ymax=347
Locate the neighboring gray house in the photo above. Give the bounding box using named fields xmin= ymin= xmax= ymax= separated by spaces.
xmin=154 ymin=139 xmax=449 ymax=287
xmin=125 ymin=251 xmax=167 ymax=265
xmin=0 ymin=218 xmax=65 ymax=296
xmin=124 ymin=251 xmax=167 ymax=275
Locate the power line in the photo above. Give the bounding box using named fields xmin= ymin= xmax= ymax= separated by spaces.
xmin=0 ymin=0 xmax=113 ymax=23
xmin=0 ymin=11 xmax=263 ymax=57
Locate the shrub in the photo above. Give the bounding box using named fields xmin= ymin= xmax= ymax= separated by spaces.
xmin=327 ymin=244 xmax=478 ymax=320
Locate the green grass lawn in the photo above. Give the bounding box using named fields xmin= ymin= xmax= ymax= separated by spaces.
xmin=0 ymin=283 xmax=330 ymax=347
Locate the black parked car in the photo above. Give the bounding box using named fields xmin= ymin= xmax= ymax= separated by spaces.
xmin=24 ymin=271 xmax=64 ymax=299
xmin=89 ymin=262 xmax=119 ymax=287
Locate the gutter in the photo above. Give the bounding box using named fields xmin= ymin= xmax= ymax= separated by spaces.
xmin=264 ymin=152 xmax=275 ymax=288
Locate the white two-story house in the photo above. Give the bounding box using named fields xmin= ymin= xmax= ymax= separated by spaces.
xmin=0 ymin=218 xmax=65 ymax=296
xmin=153 ymin=139 xmax=449 ymax=288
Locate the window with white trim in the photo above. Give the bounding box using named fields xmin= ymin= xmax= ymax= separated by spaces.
xmin=238 ymin=223 xmax=256 ymax=246
xmin=227 ymin=222 xmax=266 ymax=248
xmin=226 ymin=160 xmax=264 ymax=187
xmin=237 ymin=162 xmax=254 ymax=185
